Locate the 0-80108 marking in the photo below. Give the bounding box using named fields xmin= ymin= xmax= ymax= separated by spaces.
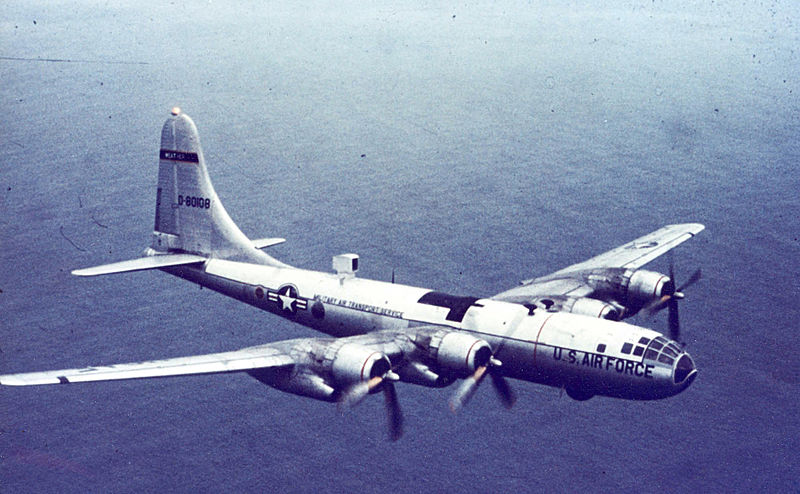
xmin=178 ymin=195 xmax=211 ymax=209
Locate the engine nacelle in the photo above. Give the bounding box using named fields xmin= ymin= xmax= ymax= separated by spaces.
xmin=248 ymin=366 xmax=338 ymax=402
xmin=396 ymin=361 xmax=453 ymax=388
xmin=569 ymin=297 xmax=622 ymax=320
xmin=330 ymin=343 xmax=392 ymax=387
xmin=626 ymin=269 xmax=674 ymax=306
xmin=584 ymin=268 xmax=674 ymax=309
xmin=408 ymin=328 xmax=493 ymax=379
xmin=528 ymin=296 xmax=621 ymax=320
xmin=437 ymin=332 xmax=493 ymax=376
xmin=248 ymin=341 xmax=392 ymax=402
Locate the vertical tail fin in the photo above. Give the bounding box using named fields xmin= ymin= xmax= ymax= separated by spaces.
xmin=153 ymin=108 xmax=282 ymax=265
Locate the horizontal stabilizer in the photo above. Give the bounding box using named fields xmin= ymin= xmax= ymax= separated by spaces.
xmin=251 ymin=237 xmax=286 ymax=249
xmin=72 ymin=253 xmax=207 ymax=277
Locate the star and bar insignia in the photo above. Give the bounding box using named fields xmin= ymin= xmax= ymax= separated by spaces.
xmin=261 ymin=284 xmax=308 ymax=314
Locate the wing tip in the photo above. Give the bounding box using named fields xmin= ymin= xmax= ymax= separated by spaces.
xmin=0 ymin=375 xmax=60 ymax=386
xmin=666 ymin=222 xmax=705 ymax=232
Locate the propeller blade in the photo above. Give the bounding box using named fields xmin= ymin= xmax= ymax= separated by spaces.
xmin=490 ymin=372 xmax=516 ymax=409
xmin=338 ymin=376 xmax=384 ymax=410
xmin=668 ymin=250 xmax=676 ymax=282
xmin=644 ymin=295 xmax=671 ymax=317
xmin=449 ymin=365 xmax=488 ymax=413
xmin=668 ymin=297 xmax=681 ymax=343
xmin=678 ymin=268 xmax=702 ymax=292
xmin=383 ymin=382 xmax=404 ymax=441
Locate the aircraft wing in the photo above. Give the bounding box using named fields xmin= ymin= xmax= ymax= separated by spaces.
xmin=541 ymin=223 xmax=705 ymax=278
xmin=494 ymin=223 xmax=704 ymax=303
xmin=0 ymin=344 xmax=294 ymax=386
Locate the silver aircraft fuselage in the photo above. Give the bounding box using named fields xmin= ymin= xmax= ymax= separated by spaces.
xmin=168 ymin=258 xmax=696 ymax=401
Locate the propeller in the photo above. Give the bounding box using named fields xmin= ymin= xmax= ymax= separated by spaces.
xmin=643 ymin=254 xmax=701 ymax=343
xmin=383 ymin=379 xmax=404 ymax=442
xmin=449 ymin=357 xmax=516 ymax=413
xmin=338 ymin=370 xmax=404 ymax=441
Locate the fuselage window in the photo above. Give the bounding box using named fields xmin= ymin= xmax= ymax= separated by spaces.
xmin=596 ymin=343 xmax=606 ymax=353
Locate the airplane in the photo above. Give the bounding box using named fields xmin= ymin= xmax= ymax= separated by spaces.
xmin=0 ymin=108 xmax=704 ymax=440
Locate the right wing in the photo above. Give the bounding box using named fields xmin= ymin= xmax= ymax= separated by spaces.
xmin=541 ymin=223 xmax=706 ymax=278
xmin=492 ymin=223 xmax=705 ymax=318
xmin=496 ymin=223 xmax=704 ymax=299
xmin=0 ymin=344 xmax=294 ymax=386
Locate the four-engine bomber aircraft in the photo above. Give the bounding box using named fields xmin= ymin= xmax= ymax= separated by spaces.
xmin=1 ymin=109 xmax=704 ymax=440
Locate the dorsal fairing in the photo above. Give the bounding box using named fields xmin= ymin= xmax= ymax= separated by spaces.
xmin=153 ymin=108 xmax=285 ymax=266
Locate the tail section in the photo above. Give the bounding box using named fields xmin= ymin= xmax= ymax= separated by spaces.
xmin=152 ymin=108 xmax=283 ymax=265
xmin=73 ymin=108 xmax=285 ymax=277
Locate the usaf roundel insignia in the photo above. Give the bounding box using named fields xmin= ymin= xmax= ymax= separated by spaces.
xmin=267 ymin=284 xmax=308 ymax=314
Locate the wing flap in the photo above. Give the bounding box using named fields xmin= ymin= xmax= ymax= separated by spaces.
xmin=0 ymin=345 xmax=294 ymax=386
xmin=72 ymin=253 xmax=207 ymax=277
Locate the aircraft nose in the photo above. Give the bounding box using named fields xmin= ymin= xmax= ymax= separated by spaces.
xmin=674 ymin=352 xmax=697 ymax=387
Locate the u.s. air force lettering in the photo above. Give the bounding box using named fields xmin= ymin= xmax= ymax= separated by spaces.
xmin=552 ymin=347 xmax=654 ymax=378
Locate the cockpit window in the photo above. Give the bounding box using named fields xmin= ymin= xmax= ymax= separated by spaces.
xmin=633 ymin=345 xmax=644 ymax=357
xmin=643 ymin=336 xmax=681 ymax=365
xmin=666 ymin=342 xmax=682 ymax=353
xmin=621 ymin=343 xmax=633 ymax=354
xmin=658 ymin=354 xmax=675 ymax=365
xmin=596 ymin=343 xmax=606 ymax=353
xmin=638 ymin=337 xmax=651 ymax=345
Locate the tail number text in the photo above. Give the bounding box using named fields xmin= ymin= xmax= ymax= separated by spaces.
xmin=178 ymin=195 xmax=211 ymax=209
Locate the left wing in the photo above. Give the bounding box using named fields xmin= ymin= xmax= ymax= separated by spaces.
xmin=0 ymin=344 xmax=295 ymax=386
xmin=0 ymin=327 xmax=510 ymax=440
